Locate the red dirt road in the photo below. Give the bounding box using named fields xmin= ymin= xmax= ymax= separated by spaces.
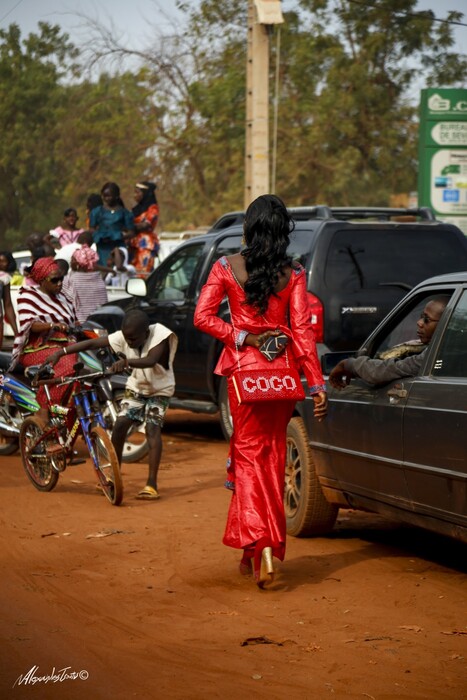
xmin=0 ymin=411 xmax=466 ymax=699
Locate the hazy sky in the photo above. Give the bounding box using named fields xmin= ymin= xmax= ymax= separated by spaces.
xmin=0 ymin=0 xmax=183 ymax=43
xmin=1 ymin=0 xmax=466 ymax=53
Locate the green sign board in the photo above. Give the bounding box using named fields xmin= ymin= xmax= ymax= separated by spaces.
xmin=418 ymin=88 xmax=467 ymax=235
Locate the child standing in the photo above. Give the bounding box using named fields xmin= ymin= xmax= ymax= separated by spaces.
xmin=45 ymin=309 xmax=178 ymax=500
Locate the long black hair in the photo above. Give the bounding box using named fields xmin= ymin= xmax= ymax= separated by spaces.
xmin=241 ymin=194 xmax=295 ymax=314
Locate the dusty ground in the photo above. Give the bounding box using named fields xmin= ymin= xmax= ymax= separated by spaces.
xmin=0 ymin=410 xmax=465 ymax=700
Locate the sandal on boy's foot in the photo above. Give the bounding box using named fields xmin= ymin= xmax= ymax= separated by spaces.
xmin=136 ymin=486 xmax=160 ymax=500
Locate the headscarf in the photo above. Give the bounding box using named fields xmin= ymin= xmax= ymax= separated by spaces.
xmin=72 ymin=245 xmax=99 ymax=271
xmin=133 ymin=181 xmax=158 ymax=218
xmin=30 ymin=257 xmax=60 ymax=284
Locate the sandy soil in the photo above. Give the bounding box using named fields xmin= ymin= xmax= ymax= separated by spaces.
xmin=0 ymin=411 xmax=465 ymax=700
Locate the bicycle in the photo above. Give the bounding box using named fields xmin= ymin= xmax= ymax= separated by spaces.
xmin=19 ymin=366 xmax=123 ymax=506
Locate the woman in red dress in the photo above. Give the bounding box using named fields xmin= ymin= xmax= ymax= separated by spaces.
xmin=194 ymin=195 xmax=327 ymax=588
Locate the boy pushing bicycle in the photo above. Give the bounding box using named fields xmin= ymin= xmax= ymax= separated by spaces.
xmin=45 ymin=309 xmax=178 ymax=500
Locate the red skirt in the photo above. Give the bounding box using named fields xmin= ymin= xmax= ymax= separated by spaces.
xmin=21 ymin=347 xmax=78 ymax=408
xmin=223 ymin=378 xmax=295 ymax=561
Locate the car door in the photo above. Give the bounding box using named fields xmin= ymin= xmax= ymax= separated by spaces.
xmin=142 ymin=241 xmax=206 ymax=393
xmin=403 ymin=288 xmax=467 ymax=529
xmin=142 ymin=233 xmax=244 ymax=398
xmin=323 ymin=379 xmax=410 ymax=506
xmin=183 ymin=233 xmax=243 ymax=395
xmin=320 ymin=295 xmax=437 ymax=507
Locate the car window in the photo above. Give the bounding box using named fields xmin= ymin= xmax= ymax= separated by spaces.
xmin=211 ymin=235 xmax=243 ymax=264
xmin=432 ymin=289 xmax=467 ymax=378
xmin=147 ymin=243 xmax=205 ymax=301
xmin=288 ymin=227 xmax=315 ymax=267
xmin=373 ymin=297 xmax=428 ymax=357
xmin=372 ymin=291 xmax=453 ymax=359
xmin=324 ymin=228 xmax=467 ymax=290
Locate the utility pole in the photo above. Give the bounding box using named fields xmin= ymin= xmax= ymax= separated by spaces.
xmin=244 ymin=0 xmax=284 ymax=208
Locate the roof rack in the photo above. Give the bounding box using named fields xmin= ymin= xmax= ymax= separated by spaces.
xmin=327 ymin=207 xmax=436 ymax=222
xmin=288 ymin=206 xmax=333 ymax=220
xmin=209 ymin=205 xmax=437 ymax=231
xmin=209 ymin=206 xmax=334 ymax=231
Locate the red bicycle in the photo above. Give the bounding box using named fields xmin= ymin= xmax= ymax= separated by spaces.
xmin=19 ymin=366 xmax=123 ymax=506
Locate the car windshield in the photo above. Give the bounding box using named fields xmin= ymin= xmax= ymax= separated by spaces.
xmin=146 ymin=243 xmax=205 ymax=301
xmin=208 ymin=227 xmax=315 ymax=270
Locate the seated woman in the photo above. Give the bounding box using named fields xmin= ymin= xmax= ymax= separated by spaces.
xmin=11 ymin=257 xmax=79 ymax=422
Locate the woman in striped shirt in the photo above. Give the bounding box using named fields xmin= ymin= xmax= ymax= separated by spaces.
xmin=62 ymin=245 xmax=108 ymax=323
xmin=11 ymin=257 xmax=79 ymax=420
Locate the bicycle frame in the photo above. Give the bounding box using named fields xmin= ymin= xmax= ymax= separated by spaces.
xmin=42 ymin=372 xmax=110 ymax=465
xmin=21 ymin=369 xmax=123 ymax=505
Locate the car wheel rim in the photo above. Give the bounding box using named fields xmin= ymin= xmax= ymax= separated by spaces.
xmin=284 ymin=436 xmax=301 ymax=517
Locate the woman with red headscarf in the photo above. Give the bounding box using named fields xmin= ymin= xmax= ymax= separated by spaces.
xmin=11 ymin=257 xmax=78 ymax=419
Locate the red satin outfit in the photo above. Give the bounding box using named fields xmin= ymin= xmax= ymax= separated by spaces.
xmin=194 ymin=257 xmax=325 ymax=561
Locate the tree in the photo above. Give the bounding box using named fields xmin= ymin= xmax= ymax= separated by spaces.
xmin=271 ymin=0 xmax=467 ymax=205
xmin=81 ymin=2 xmax=247 ymax=228
xmin=0 ymin=23 xmax=162 ymax=247
xmin=0 ymin=23 xmax=78 ymax=246
xmin=140 ymin=0 xmax=467 ymax=218
xmin=2 ymin=3 xmax=466 ymax=243
xmin=53 ymin=69 xmax=158 ymax=215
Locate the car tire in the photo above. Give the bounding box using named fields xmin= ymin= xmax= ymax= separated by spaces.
xmin=218 ymin=376 xmax=233 ymax=441
xmin=285 ymin=416 xmax=338 ymax=537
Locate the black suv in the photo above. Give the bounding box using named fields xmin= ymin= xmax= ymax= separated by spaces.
xmin=90 ymin=205 xmax=467 ymax=439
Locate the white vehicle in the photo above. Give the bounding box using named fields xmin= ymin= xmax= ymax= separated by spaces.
xmin=3 ymin=250 xmax=130 ymax=349
xmin=3 ymin=229 xmax=208 ymax=347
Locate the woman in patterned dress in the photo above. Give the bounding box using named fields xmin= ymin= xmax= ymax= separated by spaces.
xmin=130 ymin=181 xmax=160 ymax=277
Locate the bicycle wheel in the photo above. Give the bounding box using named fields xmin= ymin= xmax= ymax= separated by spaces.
xmin=90 ymin=425 xmax=123 ymax=506
xmin=20 ymin=416 xmax=59 ymax=492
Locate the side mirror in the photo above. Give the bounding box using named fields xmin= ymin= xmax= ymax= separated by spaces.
xmin=126 ymin=278 xmax=147 ymax=297
xmin=321 ymin=351 xmax=357 ymax=375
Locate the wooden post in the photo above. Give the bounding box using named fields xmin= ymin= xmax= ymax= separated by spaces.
xmin=244 ymin=0 xmax=284 ymax=209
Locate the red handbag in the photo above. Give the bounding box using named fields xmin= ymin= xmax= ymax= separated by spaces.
xmin=229 ymin=303 xmax=305 ymax=404
xmin=232 ymin=366 xmax=305 ymax=404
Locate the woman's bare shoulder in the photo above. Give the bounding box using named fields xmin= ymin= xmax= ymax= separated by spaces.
xmin=227 ymin=253 xmax=248 ymax=286
xmin=226 ymin=252 xmax=243 ymax=264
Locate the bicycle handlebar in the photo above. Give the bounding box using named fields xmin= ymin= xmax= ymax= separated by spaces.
xmin=32 ymin=368 xmax=114 ymax=388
